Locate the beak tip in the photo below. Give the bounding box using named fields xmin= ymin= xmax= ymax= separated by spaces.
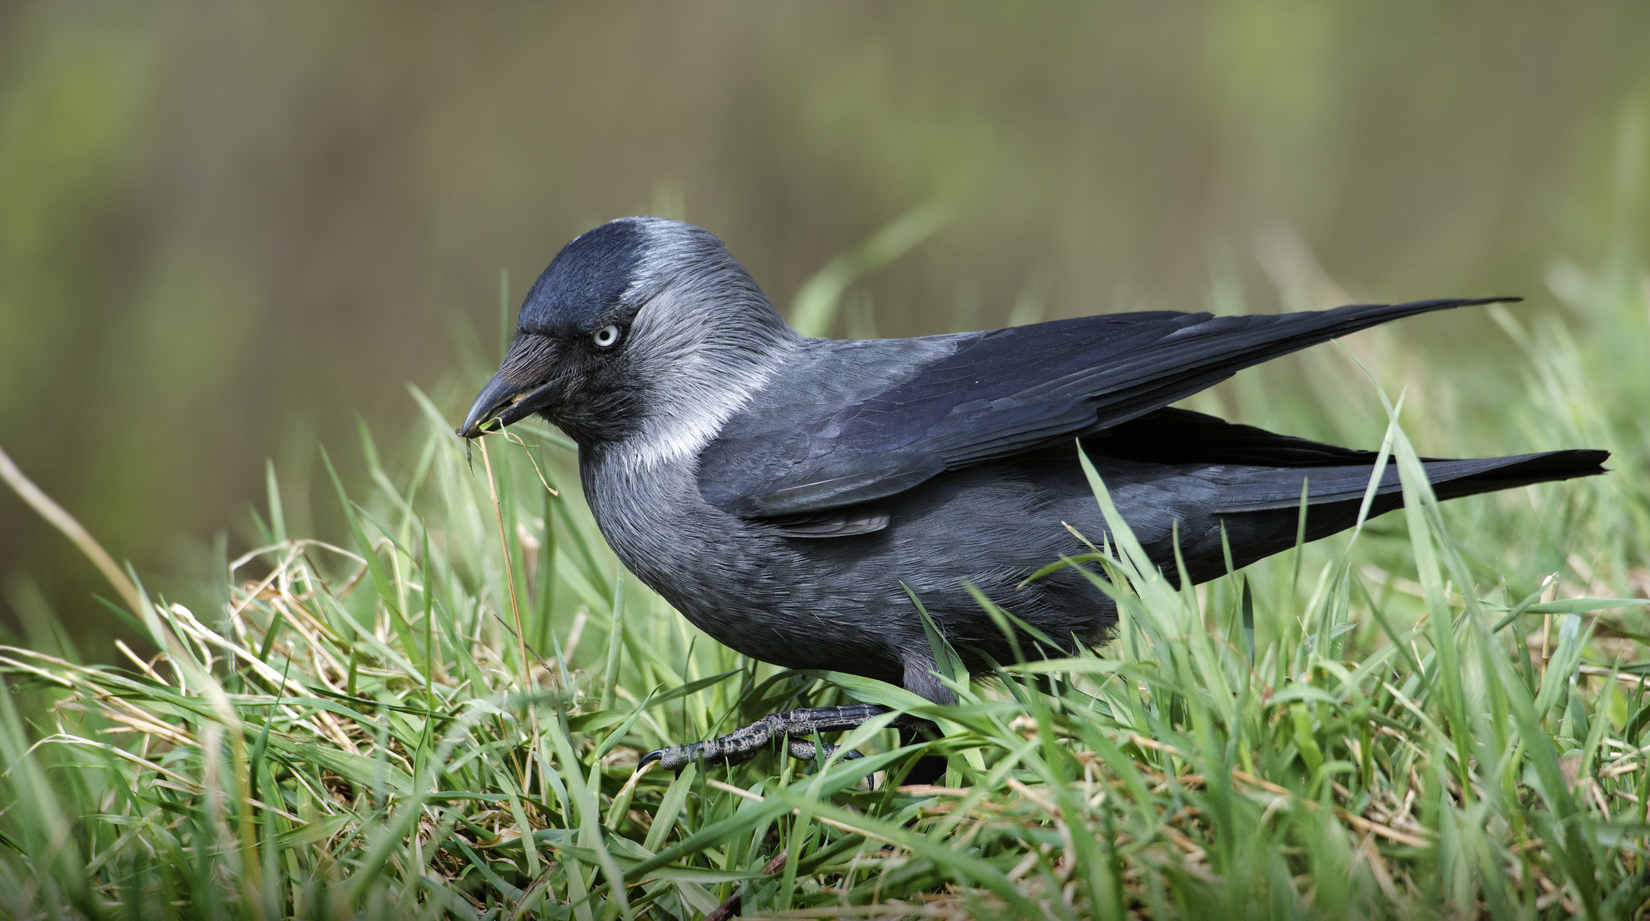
xmin=459 ymin=391 xmax=505 ymax=440
xmin=463 ymin=362 xmax=550 ymax=441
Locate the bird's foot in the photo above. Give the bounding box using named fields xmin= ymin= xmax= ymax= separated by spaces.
xmin=640 ymin=704 xmax=894 ymax=772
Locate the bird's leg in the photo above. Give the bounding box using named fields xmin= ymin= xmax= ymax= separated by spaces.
xmin=640 ymin=704 xmax=904 ymax=771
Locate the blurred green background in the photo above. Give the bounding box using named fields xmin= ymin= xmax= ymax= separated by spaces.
xmin=2 ymin=3 xmax=1647 ymax=647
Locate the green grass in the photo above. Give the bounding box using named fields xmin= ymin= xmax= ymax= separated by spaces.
xmin=2 ymin=222 xmax=1648 ymax=919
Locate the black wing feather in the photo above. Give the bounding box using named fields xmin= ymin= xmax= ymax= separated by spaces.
xmin=700 ymin=297 xmax=1514 ymax=518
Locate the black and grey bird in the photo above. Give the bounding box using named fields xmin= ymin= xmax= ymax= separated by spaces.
xmin=459 ymin=217 xmax=1605 ymax=771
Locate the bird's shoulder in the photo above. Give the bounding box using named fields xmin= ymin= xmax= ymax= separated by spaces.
xmin=694 ymin=334 xmax=960 ymax=510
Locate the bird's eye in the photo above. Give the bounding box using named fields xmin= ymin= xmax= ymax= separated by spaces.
xmin=592 ymin=324 xmax=622 ymax=349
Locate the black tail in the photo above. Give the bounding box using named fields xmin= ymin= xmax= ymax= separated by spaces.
xmin=1090 ymin=408 xmax=1609 ymax=580
xmin=1425 ymin=450 xmax=1611 ymax=500
xmin=1213 ymin=449 xmax=1609 ymax=515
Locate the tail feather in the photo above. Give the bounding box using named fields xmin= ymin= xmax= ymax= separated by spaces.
xmin=1091 ymin=408 xmax=1608 ymax=512
xmin=1427 ymin=450 xmax=1611 ymax=499
xmin=1215 ymin=449 xmax=1609 ymax=514
xmin=1097 ymin=410 xmax=1612 ymax=583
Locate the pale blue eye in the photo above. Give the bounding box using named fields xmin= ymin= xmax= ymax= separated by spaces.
xmin=593 ymin=324 xmax=621 ymax=348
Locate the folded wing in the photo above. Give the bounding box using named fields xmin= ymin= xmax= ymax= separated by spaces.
xmin=699 ymin=298 xmax=1513 ymax=518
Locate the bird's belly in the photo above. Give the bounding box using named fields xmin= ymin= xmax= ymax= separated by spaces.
xmin=583 ymin=452 xmax=1133 ymax=682
xmin=582 ymin=460 xmax=912 ymax=681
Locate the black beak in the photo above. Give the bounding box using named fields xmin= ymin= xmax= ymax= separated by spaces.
xmin=457 ymin=338 xmax=562 ymax=439
xmin=459 ymin=372 xmax=527 ymax=438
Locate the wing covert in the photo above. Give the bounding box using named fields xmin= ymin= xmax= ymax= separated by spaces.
xmin=698 ymin=298 xmax=1512 ymax=519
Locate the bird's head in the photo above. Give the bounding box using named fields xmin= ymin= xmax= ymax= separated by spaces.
xmin=459 ymin=218 xmax=799 ymax=453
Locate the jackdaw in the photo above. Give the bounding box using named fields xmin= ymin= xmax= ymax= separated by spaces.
xmin=459 ymin=217 xmax=1606 ymax=771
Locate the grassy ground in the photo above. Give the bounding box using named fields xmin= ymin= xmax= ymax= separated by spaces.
xmin=1 ymin=226 xmax=1648 ymax=919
